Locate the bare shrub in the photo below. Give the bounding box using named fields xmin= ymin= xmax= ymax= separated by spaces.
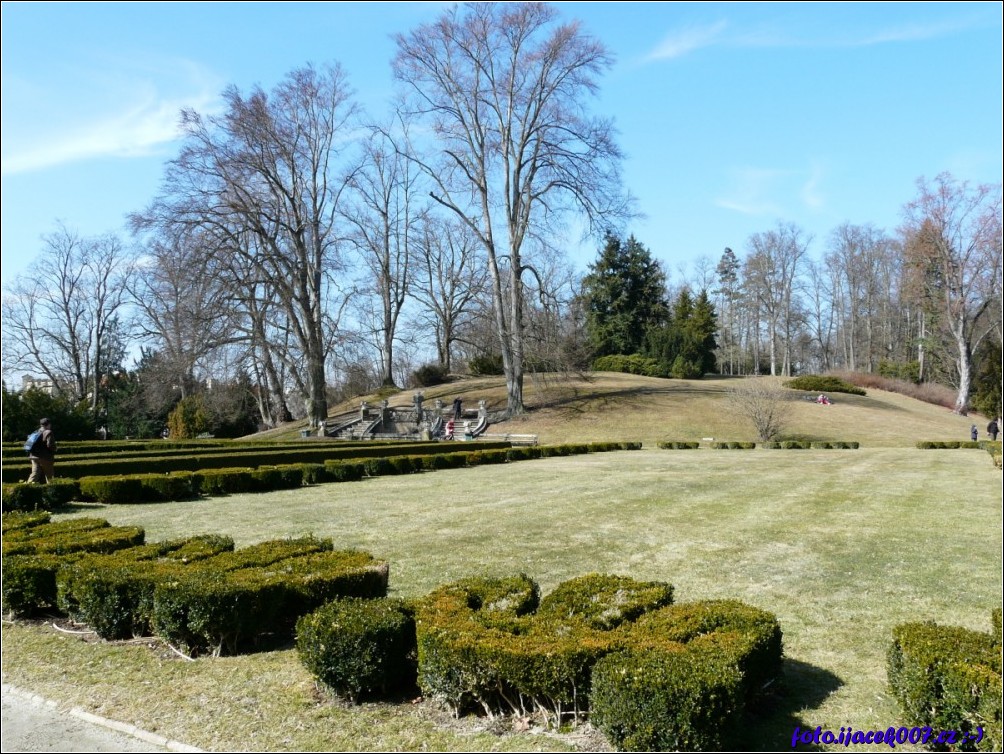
xmin=830 ymin=370 xmax=958 ymax=411
xmin=726 ymin=378 xmax=794 ymax=442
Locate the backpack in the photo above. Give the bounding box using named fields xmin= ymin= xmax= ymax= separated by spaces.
xmin=24 ymin=429 xmax=44 ymax=454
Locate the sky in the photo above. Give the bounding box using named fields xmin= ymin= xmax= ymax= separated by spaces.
xmin=2 ymin=1 xmax=1001 ymax=288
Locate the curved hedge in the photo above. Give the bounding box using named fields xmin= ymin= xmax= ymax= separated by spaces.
xmin=412 ymin=572 xmax=782 ymax=741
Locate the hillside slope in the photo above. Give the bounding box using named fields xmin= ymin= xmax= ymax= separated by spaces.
xmin=256 ymin=373 xmax=983 ymax=448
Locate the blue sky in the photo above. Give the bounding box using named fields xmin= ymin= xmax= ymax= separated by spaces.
xmin=2 ymin=2 xmax=1001 ymax=286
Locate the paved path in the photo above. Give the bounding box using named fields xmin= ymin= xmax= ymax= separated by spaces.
xmin=1 ymin=683 xmax=199 ymax=753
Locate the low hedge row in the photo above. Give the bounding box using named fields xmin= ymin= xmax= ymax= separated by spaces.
xmin=657 ymin=441 xmax=859 ymax=450
xmin=917 ymin=441 xmax=993 ymax=450
xmin=9 ymin=442 xmax=643 ymax=506
xmin=2 ymin=441 xmax=514 ymax=483
xmin=887 ymin=613 xmax=1002 ymax=752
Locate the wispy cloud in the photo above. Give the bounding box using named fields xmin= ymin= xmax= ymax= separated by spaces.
xmin=716 ymin=164 xmax=826 ymax=216
xmin=648 ymin=20 xmax=728 ymax=61
xmin=1 ymin=59 xmax=222 ymax=176
xmin=646 ymin=11 xmax=987 ymax=62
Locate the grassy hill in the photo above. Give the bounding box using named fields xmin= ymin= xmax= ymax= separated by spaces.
xmin=257 ymin=372 xmax=983 ymax=448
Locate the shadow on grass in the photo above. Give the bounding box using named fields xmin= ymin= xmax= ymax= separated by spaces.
xmin=741 ymin=658 xmax=845 ymax=752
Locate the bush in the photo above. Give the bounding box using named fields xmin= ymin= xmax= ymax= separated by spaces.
xmin=410 ymin=363 xmax=449 ymax=387
xmin=324 ymin=461 xmax=366 ymax=482
xmin=251 ymin=465 xmax=304 ymax=491
xmin=2 ymin=479 xmax=78 ymax=512
xmin=591 ymin=648 xmax=743 ymax=752
xmin=297 ymin=597 xmax=416 ymax=702
xmin=657 ymin=441 xmax=700 ymax=450
xmin=785 ymin=375 xmax=866 ymax=396
xmin=196 ymin=467 xmax=257 ymax=495
xmin=592 ymin=354 xmax=665 ymax=378
xmin=468 ymin=353 xmax=504 ymax=376
xmin=888 ymin=619 xmax=1002 ymax=752
xmin=2 ymin=553 xmax=66 ymax=616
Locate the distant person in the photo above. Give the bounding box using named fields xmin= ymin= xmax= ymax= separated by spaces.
xmin=988 ymin=418 xmax=1000 ymax=442
xmin=816 ymin=394 xmax=831 ymax=405
xmin=970 ymin=424 xmax=979 ymax=442
xmin=445 ymin=419 xmax=455 ymax=440
xmin=452 ymin=397 xmax=463 ymax=420
xmin=27 ymin=417 xmax=57 ymax=484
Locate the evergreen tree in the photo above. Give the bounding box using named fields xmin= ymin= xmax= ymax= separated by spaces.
xmin=581 ymin=233 xmax=669 ymax=358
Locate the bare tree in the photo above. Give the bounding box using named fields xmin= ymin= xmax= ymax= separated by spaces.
xmin=901 ymin=173 xmax=1002 ymax=414
xmin=726 ymin=377 xmax=793 ymax=442
xmin=410 ymin=216 xmax=487 ymax=373
xmin=2 ymin=224 xmax=133 ymax=420
xmin=393 ymin=2 xmax=630 ymax=417
xmin=344 ymin=124 xmax=422 ymax=387
xmin=744 ymin=223 xmax=810 ymax=376
xmin=135 ymin=64 xmax=357 ymax=428
xmin=128 ymin=228 xmax=237 ymax=399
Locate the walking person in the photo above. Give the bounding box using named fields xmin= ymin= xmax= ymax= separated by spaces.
xmin=970 ymin=424 xmax=979 ymax=442
xmin=988 ymin=418 xmax=1000 ymax=442
xmin=27 ymin=417 xmax=57 ymax=484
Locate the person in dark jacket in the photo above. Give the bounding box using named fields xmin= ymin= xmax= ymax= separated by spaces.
xmin=28 ymin=417 xmax=57 ymax=483
xmin=970 ymin=424 xmax=979 ymax=442
xmin=988 ymin=418 xmax=1000 ymax=442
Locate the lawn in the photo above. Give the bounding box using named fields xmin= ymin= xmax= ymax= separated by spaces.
xmin=3 ymin=446 xmax=1000 ymax=751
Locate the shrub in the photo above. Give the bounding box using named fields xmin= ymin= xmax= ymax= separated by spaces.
xmin=139 ymin=472 xmax=198 ymax=500
xmin=468 ymin=353 xmax=504 ymax=376
xmin=410 ymin=363 xmax=449 ymax=387
xmin=2 ymin=479 xmax=78 ymax=512
xmin=2 ymin=510 xmax=51 ymax=533
xmin=888 ymin=619 xmax=1002 ymax=752
xmin=657 ymin=441 xmax=700 ymax=450
xmin=299 ymin=463 xmax=327 ymax=485
xmin=252 ymin=465 xmax=304 ymax=491
xmin=78 ymin=476 xmax=149 ymax=504
xmin=297 ymin=597 xmax=416 ymax=702
xmin=785 ymin=375 xmax=866 ymax=396
xmin=2 ymin=554 xmax=67 ymax=615
xmin=324 ymin=461 xmax=366 ymax=482
xmin=592 ymin=354 xmax=665 ymax=378
xmin=591 ymin=648 xmax=743 ymax=752
xmin=196 ymin=467 xmax=257 ymax=495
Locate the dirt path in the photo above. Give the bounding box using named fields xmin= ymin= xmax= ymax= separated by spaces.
xmin=1 ymin=684 xmax=197 ymax=753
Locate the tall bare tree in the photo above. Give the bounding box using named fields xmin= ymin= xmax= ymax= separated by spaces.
xmin=344 ymin=124 xmax=422 ymax=387
xmin=744 ymin=223 xmax=810 ymax=376
xmin=135 ymin=64 xmax=357 ymax=428
xmin=2 ymin=224 xmax=133 ymax=420
xmin=901 ymin=173 xmax=1002 ymax=414
xmin=393 ymin=2 xmax=629 ymax=417
xmin=410 ymin=216 xmax=487 ymax=373
xmin=128 ymin=228 xmax=237 ymax=399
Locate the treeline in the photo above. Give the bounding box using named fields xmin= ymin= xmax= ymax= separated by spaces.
xmin=1 ymin=4 xmax=1000 ymax=440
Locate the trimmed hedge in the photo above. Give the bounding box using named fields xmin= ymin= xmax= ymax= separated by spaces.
xmin=55 ymin=535 xmax=236 ymax=639
xmin=413 ymin=573 xmax=782 ymax=738
xmin=297 ymin=597 xmax=417 ymax=702
xmin=151 ymin=545 xmax=388 ymax=656
xmin=591 ymin=647 xmax=742 ymax=751
xmin=2 ymin=516 xmax=147 ymax=616
xmin=2 ymin=479 xmax=79 ymax=512
xmin=709 ymin=442 xmax=757 ymax=450
xmin=888 ymin=618 xmax=1002 ymax=752
xmin=658 ymin=441 xmax=700 ymax=450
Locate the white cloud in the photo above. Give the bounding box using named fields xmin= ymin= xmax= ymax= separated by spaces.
xmin=648 ymin=20 xmax=728 ymax=60
xmin=1 ymin=60 xmax=222 ymax=176
xmin=715 ymin=167 xmax=789 ymax=216
xmin=646 ymin=11 xmax=987 ymax=62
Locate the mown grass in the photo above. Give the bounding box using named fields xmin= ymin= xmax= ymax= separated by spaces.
xmin=3 ymin=446 xmax=1000 ymax=751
